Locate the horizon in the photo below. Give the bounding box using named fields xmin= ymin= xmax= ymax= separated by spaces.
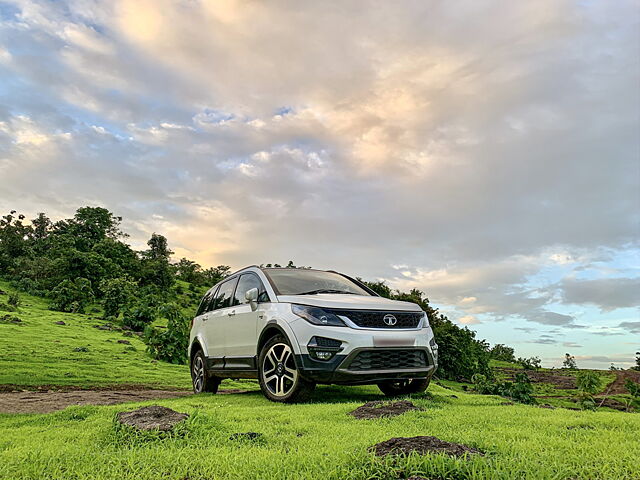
xmin=1 ymin=1 xmax=638 ymax=369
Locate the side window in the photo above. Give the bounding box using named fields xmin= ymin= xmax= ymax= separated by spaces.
xmin=233 ymin=273 xmax=269 ymax=306
xmin=196 ymin=288 xmax=215 ymax=316
xmin=215 ymin=277 xmax=238 ymax=310
xmin=205 ymin=286 xmax=220 ymax=312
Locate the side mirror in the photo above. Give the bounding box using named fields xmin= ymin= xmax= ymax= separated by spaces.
xmin=245 ymin=288 xmax=259 ymax=311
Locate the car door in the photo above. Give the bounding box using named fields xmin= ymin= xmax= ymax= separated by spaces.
xmin=204 ymin=277 xmax=238 ymax=365
xmin=223 ymin=273 xmax=269 ymax=368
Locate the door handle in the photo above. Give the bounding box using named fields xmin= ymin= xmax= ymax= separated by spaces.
xmin=227 ymin=310 xmax=236 ymax=317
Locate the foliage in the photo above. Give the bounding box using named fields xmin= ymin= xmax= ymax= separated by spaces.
xmin=633 ymin=352 xmax=640 ymax=371
xmin=575 ymin=370 xmax=601 ymax=410
xmin=50 ymin=278 xmax=95 ymax=313
xmin=144 ymin=303 xmax=190 ymax=364
xmin=562 ymin=353 xmax=578 ymax=370
xmin=100 ymin=277 xmax=137 ymax=319
xmin=472 ymin=372 xmax=536 ymax=404
xmin=517 ymin=356 xmax=541 ymax=370
xmin=489 ymin=344 xmax=516 ymax=363
xmin=624 ymin=379 xmax=640 ymax=411
xmin=122 ymin=294 xmax=158 ymax=332
xmin=7 ymin=292 xmax=20 ymax=308
xmin=360 ymin=281 xmax=492 ymax=381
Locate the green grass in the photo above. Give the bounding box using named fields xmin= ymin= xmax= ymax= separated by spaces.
xmin=1 ymin=384 xmax=638 ymax=480
xmin=0 ymin=280 xmax=249 ymax=391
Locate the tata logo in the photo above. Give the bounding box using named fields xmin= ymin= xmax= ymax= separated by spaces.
xmin=383 ymin=314 xmax=398 ymax=326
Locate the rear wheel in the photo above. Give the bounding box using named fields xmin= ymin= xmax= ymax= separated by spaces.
xmin=377 ymin=378 xmax=430 ymax=396
xmin=191 ymin=350 xmax=221 ymax=394
xmin=258 ymin=335 xmax=315 ymax=403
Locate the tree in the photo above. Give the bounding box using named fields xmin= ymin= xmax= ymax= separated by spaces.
xmin=145 ymin=233 xmax=172 ymax=260
xmin=490 ymin=344 xmax=516 ymax=363
xmin=633 ymin=352 xmax=640 ymax=372
xmin=563 ymin=353 xmax=578 ymax=370
xmin=202 ymin=265 xmax=231 ymax=285
xmin=575 ymin=370 xmax=601 ymax=410
xmin=53 ymin=207 xmax=124 ymax=251
xmin=50 ymin=278 xmax=95 ymax=313
xmin=100 ymin=277 xmax=137 ymax=318
xmin=144 ymin=303 xmax=190 ymax=364
xmin=174 ymin=258 xmax=202 ymax=284
xmin=517 ymin=357 xmax=541 ymax=370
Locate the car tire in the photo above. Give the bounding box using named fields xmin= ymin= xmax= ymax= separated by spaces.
xmin=191 ymin=349 xmax=221 ymax=394
xmin=258 ymin=334 xmax=315 ymax=403
xmin=377 ymin=378 xmax=430 ymax=396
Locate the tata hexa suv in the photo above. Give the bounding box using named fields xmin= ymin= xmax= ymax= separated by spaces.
xmin=189 ymin=267 xmax=438 ymax=402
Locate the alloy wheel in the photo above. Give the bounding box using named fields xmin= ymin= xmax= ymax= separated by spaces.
xmin=262 ymin=343 xmax=298 ymax=397
xmin=192 ymin=355 xmax=205 ymax=393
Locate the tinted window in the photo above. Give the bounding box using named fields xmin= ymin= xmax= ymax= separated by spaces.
xmin=215 ymin=277 xmax=238 ymax=309
xmin=196 ymin=287 xmax=217 ymax=316
xmin=205 ymin=286 xmax=219 ymax=313
xmin=233 ymin=273 xmax=269 ymax=305
xmin=263 ymin=269 xmax=371 ymax=296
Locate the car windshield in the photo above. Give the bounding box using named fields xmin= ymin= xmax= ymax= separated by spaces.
xmin=264 ymin=269 xmax=372 ymax=296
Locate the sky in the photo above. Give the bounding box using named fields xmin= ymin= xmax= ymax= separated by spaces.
xmin=0 ymin=0 xmax=638 ymax=368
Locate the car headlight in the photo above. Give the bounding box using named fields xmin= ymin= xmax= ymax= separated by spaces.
xmin=291 ymin=304 xmax=346 ymax=327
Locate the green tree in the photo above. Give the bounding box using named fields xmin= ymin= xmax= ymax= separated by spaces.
xmin=633 ymin=352 xmax=640 ymax=372
xmin=575 ymin=370 xmax=601 ymax=410
xmin=563 ymin=353 xmax=578 ymax=370
xmin=50 ymin=278 xmax=95 ymax=313
xmin=100 ymin=277 xmax=137 ymax=318
xmin=144 ymin=303 xmax=191 ymax=364
xmin=490 ymin=344 xmax=516 ymax=363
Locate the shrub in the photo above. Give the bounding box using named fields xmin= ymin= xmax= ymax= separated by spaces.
xmin=50 ymin=278 xmax=95 ymax=313
xmin=144 ymin=303 xmax=190 ymax=364
xmin=517 ymin=356 xmax=541 ymax=370
xmin=472 ymin=372 xmax=536 ymax=404
xmin=575 ymin=371 xmax=601 ymax=410
xmin=624 ymin=379 xmax=640 ymax=412
xmin=7 ymin=293 xmax=20 ymax=308
xmin=632 ymin=352 xmax=640 ymax=372
xmin=122 ymin=296 xmax=157 ymax=332
xmin=100 ymin=277 xmax=137 ymax=319
xmin=490 ymin=344 xmax=516 ymax=363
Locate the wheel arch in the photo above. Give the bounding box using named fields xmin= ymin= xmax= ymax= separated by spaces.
xmin=257 ymin=321 xmax=298 ymax=356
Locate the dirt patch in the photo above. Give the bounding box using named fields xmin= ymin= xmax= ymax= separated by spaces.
xmin=597 ymin=397 xmax=629 ymax=412
xmin=371 ymin=436 xmax=483 ymax=458
xmin=0 ymin=389 xmax=192 ymax=414
xmin=498 ymin=368 xmax=577 ymax=389
xmin=349 ymin=400 xmax=419 ymax=419
xmin=116 ymin=405 xmax=188 ymax=431
xmin=599 ymin=370 xmax=640 ymax=396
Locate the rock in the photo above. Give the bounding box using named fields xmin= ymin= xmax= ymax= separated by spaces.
xmin=73 ymin=346 xmax=89 ymax=352
xmin=1 ymin=314 xmax=22 ymax=324
xmin=229 ymin=432 xmax=262 ymax=441
xmin=117 ymin=339 xmax=131 ymax=345
xmin=94 ymin=325 xmax=112 ymax=331
xmin=54 ymin=321 xmax=66 ymax=325
xmin=449 ymin=395 xmax=458 ymax=399
xmin=539 ymin=404 xmax=555 ymax=409
xmin=371 ymin=436 xmax=483 ymax=458
xmin=116 ymin=405 xmax=189 ymax=431
xmin=122 ymin=331 xmax=133 ymax=337
xmin=349 ymin=400 xmax=420 ymax=420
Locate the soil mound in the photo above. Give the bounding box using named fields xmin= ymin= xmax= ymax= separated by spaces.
xmin=116 ymin=405 xmax=188 ymax=431
xmin=349 ymin=400 xmax=419 ymax=419
xmin=372 ymin=435 xmax=483 ymax=457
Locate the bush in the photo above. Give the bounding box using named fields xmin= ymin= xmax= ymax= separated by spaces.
xmin=7 ymin=293 xmax=20 ymax=308
xmin=122 ymin=295 xmax=157 ymax=332
xmin=50 ymin=278 xmax=95 ymax=313
xmin=100 ymin=277 xmax=137 ymax=319
xmin=472 ymin=372 xmax=536 ymax=404
xmin=144 ymin=303 xmax=189 ymax=364
xmin=575 ymin=371 xmax=601 ymax=410
xmin=563 ymin=353 xmax=578 ymax=370
xmin=624 ymin=379 xmax=640 ymax=412
xmin=490 ymin=344 xmax=516 ymax=363
xmin=517 ymin=356 xmax=541 ymax=370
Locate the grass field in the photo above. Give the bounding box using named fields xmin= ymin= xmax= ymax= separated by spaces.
xmin=1 ymin=281 xmax=639 ymax=479
xmin=0 ymin=281 xmax=248 ymax=391
xmin=1 ymin=385 xmax=639 ymax=480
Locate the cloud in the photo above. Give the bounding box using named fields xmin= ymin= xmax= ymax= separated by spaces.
xmin=559 ymin=277 xmax=640 ymax=312
xmin=0 ymin=0 xmax=638 ymax=362
xmin=458 ymin=315 xmax=481 ymax=325
xmin=618 ymin=321 xmax=640 ymax=334
xmin=562 ymin=342 xmax=582 ymax=348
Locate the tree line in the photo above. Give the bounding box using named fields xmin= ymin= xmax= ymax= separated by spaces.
xmin=1 ymin=206 xmax=523 ymax=379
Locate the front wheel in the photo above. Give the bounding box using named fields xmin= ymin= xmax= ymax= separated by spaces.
xmin=191 ymin=350 xmax=221 ymax=394
xmin=258 ymin=335 xmax=315 ymax=403
xmin=377 ymin=378 xmax=430 ymax=397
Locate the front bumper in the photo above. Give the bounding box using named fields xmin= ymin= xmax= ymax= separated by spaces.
xmin=295 ymin=346 xmax=437 ymax=385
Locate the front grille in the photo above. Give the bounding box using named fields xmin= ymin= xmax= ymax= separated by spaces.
xmin=347 ymin=350 xmax=428 ymax=371
xmin=328 ymin=309 xmax=422 ymax=329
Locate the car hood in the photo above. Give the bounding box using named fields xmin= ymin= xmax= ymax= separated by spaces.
xmin=276 ymin=293 xmax=423 ymax=311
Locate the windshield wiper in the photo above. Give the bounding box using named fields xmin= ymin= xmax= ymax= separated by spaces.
xmin=294 ymin=289 xmax=356 ymax=295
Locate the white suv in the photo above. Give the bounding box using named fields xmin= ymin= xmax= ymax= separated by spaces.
xmin=188 ymin=266 xmax=438 ymax=402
